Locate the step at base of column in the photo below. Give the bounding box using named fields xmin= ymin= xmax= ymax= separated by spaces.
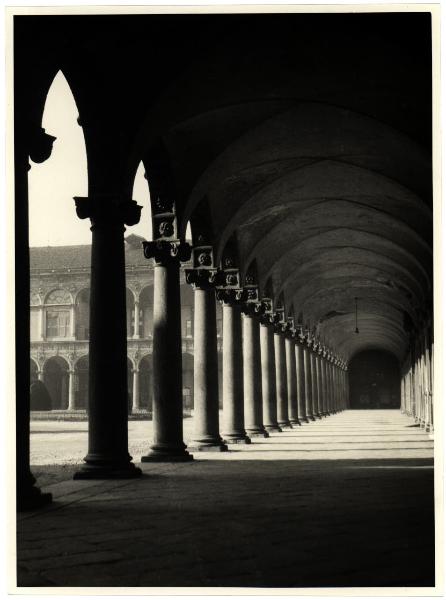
xmin=17 ymin=487 xmax=53 ymax=512
xmin=264 ymin=425 xmax=283 ymax=433
xmin=73 ymin=463 xmax=142 ymax=480
xmin=223 ymin=436 xmax=251 ymax=445
xmin=190 ymin=442 xmax=229 ymax=452
xmin=141 ymin=450 xmax=194 ymax=462
xmin=246 ymin=430 xmax=270 ymax=438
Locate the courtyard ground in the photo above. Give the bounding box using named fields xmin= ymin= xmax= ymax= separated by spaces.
xmin=17 ymin=410 xmax=435 ymax=589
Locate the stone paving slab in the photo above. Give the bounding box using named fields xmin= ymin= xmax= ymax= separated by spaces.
xmin=18 ymin=410 xmax=435 ymax=589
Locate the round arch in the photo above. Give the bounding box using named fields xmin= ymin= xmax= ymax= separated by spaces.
xmin=139 ymin=354 xmax=152 ymax=412
xmin=182 ymin=353 xmax=194 ymax=411
xmin=74 ymin=355 xmax=89 ymax=410
xmin=42 ymin=356 xmax=70 ymax=410
xmin=348 ymin=350 xmax=401 ymax=409
xmin=139 ymin=285 xmax=153 ymax=339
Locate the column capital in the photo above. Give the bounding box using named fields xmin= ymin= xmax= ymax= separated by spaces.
xmin=74 ymin=196 xmax=142 ymax=227
xmin=241 ymin=301 xmax=263 ymax=318
xmin=143 ymin=240 xmax=192 ymax=265
xmin=185 ymin=268 xmax=225 ymax=290
xmin=216 ymin=288 xmax=248 ymax=305
xmin=28 ymin=127 xmax=56 ymax=164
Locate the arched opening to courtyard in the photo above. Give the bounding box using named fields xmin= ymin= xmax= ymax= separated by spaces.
xmin=349 ymin=350 xmax=401 ymax=409
xmin=42 ymin=356 xmax=69 ymax=410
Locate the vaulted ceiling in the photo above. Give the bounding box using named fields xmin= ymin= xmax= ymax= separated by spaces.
xmin=15 ymin=11 xmax=433 ymax=363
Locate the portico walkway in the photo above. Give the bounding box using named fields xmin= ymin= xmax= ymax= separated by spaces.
xmin=18 ymin=410 xmax=434 ymax=588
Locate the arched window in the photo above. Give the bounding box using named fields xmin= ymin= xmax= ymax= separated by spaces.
xmin=75 ymin=288 xmax=90 ymax=340
xmin=139 ymin=286 xmax=153 ymax=338
xmin=44 ymin=289 xmax=72 ymax=339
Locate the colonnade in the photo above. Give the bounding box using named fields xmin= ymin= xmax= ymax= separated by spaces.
xmin=71 ymin=218 xmax=348 ymax=474
xmin=401 ymin=319 xmax=433 ymax=433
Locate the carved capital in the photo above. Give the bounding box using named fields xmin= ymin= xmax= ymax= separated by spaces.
xmin=74 ymin=196 xmax=142 ymax=227
xmin=29 ymin=127 xmax=56 ymax=164
xmin=143 ymin=240 xmax=192 ymax=265
xmin=185 ymin=268 xmax=224 ymax=290
xmin=216 ymin=288 xmax=248 ymax=305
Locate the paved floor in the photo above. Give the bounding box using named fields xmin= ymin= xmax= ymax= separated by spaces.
xmin=18 ymin=410 xmax=435 ymax=588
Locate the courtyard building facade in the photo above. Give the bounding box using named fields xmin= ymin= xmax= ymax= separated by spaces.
xmin=30 ymin=234 xmax=223 ymax=415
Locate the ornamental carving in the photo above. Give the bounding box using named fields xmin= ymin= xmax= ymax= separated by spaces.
xmin=197 ymin=252 xmax=212 ymax=267
xmin=74 ymin=196 xmax=142 ymax=227
xmin=216 ymin=288 xmax=248 ymax=305
xmin=45 ymin=289 xmax=72 ymax=305
xmin=185 ymin=268 xmax=223 ymax=290
xmin=143 ymin=240 xmax=192 ymax=265
xmin=30 ymin=291 xmax=41 ymax=306
xmin=152 ymin=195 xmax=174 ymax=214
xmin=158 ymin=220 xmax=174 ymax=238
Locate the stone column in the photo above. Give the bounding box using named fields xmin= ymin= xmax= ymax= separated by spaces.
xmin=70 ymin=304 xmax=76 ymax=339
xmin=286 ymin=335 xmax=300 ymax=425
xmin=132 ymin=367 xmax=140 ymax=412
xmin=310 ymin=350 xmax=321 ymax=418
xmin=15 ymin=121 xmax=54 ymax=509
xmin=260 ymin=319 xmax=282 ymax=432
xmin=318 ymin=355 xmax=326 ymax=416
xmin=73 ymin=197 xmax=142 ymax=479
xmin=328 ymin=360 xmax=335 ymax=413
xmin=220 ymin=292 xmax=250 ymax=444
xmin=303 ymin=345 xmax=315 ymax=421
xmin=141 ymin=241 xmax=193 ymax=461
xmin=189 ymin=272 xmax=227 ymax=451
xmin=68 ymin=369 xmax=76 ymax=411
xmin=321 ymin=357 xmax=328 ymax=415
xmin=295 ymin=342 xmax=308 ymax=422
xmin=275 ymin=329 xmax=292 ymax=429
xmin=243 ymin=307 xmax=268 ymax=437
xmin=315 ymin=353 xmax=323 ymax=417
xmin=39 ymin=306 xmax=45 ymax=340
xmin=133 ymin=300 xmax=140 ymax=339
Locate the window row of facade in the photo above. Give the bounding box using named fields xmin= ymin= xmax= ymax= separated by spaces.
xmin=30 ymin=286 xmax=220 ymax=341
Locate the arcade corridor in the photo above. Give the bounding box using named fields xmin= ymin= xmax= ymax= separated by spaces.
xmin=19 ymin=410 xmax=434 ymax=587
xmin=13 ymin=9 xmax=436 ymax=591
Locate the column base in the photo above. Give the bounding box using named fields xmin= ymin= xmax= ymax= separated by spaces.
xmin=246 ymin=428 xmax=270 ymax=438
xmin=278 ymin=421 xmax=293 ymax=429
xmin=73 ymin=461 xmax=142 ymax=480
xmin=141 ymin=447 xmax=194 ymax=462
xmin=265 ymin=424 xmax=283 ymax=433
xmin=223 ymin=434 xmax=251 ymax=445
xmin=299 ymin=416 xmax=310 ymax=423
xmin=17 ymin=485 xmax=52 ymax=512
xmin=190 ymin=440 xmax=228 ymax=452
xmin=290 ymin=418 xmax=301 ymax=426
